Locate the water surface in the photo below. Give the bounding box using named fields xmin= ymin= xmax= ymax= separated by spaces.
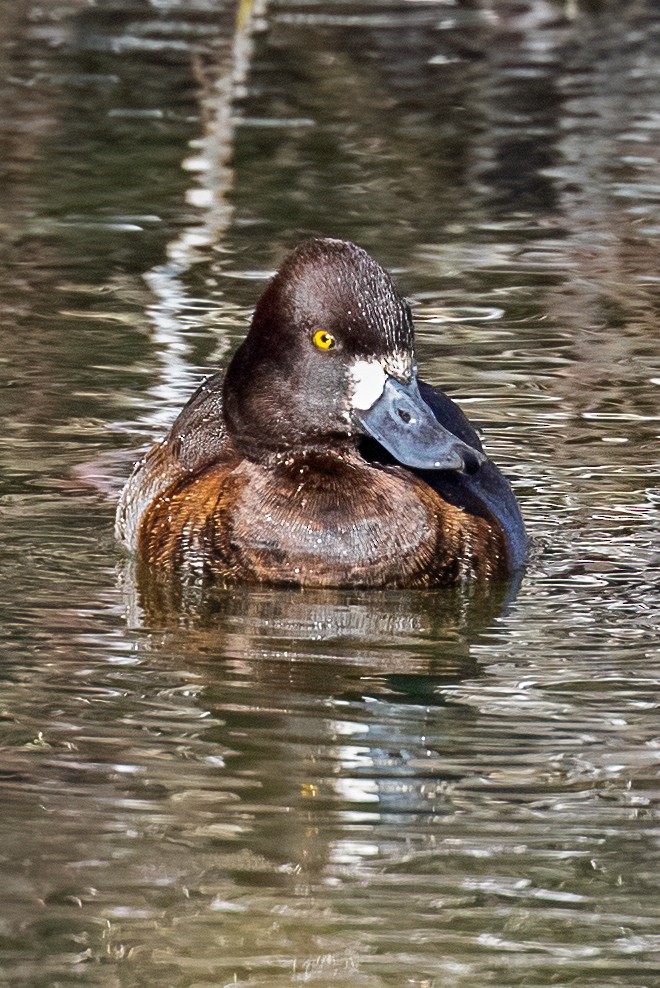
xmin=1 ymin=1 xmax=660 ymax=985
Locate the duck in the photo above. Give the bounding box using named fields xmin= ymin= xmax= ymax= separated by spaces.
xmin=116 ymin=238 xmax=527 ymax=588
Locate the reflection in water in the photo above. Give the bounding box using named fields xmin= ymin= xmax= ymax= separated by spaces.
xmin=143 ymin=0 xmax=268 ymax=432
xmin=121 ymin=568 xmax=517 ymax=685
xmin=1 ymin=1 xmax=660 ymax=986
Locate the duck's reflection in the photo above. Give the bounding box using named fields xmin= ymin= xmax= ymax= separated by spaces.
xmin=122 ymin=559 xmax=521 ymax=701
xmin=111 ymin=562 xmax=522 ymax=888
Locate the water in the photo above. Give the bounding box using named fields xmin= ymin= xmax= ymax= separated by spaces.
xmin=1 ymin=1 xmax=660 ymax=985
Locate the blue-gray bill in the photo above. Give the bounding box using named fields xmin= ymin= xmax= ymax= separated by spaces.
xmin=354 ymin=376 xmax=486 ymax=474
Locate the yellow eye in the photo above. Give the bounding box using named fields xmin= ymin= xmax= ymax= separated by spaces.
xmin=312 ymin=329 xmax=336 ymax=351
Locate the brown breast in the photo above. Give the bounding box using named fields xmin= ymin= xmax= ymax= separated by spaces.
xmin=137 ymin=449 xmax=508 ymax=588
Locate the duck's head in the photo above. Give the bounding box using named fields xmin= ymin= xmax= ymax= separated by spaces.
xmin=223 ymin=237 xmax=483 ymax=473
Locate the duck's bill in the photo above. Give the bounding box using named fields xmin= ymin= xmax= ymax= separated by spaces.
xmin=354 ymin=376 xmax=485 ymax=474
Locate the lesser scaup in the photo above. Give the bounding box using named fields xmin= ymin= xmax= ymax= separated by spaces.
xmin=116 ymin=238 xmax=526 ymax=587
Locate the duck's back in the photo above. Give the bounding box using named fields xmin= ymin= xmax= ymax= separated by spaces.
xmin=115 ymin=373 xmax=230 ymax=551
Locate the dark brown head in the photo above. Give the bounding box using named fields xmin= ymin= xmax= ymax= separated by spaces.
xmin=223 ymin=238 xmax=413 ymax=458
xmin=223 ymin=238 xmax=483 ymax=473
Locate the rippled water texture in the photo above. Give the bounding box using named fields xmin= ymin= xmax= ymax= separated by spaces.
xmin=1 ymin=1 xmax=660 ymax=985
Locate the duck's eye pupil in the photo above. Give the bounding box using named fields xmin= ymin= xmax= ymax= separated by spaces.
xmin=313 ymin=330 xmax=336 ymax=351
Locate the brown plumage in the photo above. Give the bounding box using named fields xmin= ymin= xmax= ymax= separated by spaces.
xmin=135 ymin=447 xmax=507 ymax=587
xmin=117 ymin=239 xmax=524 ymax=589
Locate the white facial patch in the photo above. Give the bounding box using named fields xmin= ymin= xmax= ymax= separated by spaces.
xmin=349 ymin=359 xmax=387 ymax=410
